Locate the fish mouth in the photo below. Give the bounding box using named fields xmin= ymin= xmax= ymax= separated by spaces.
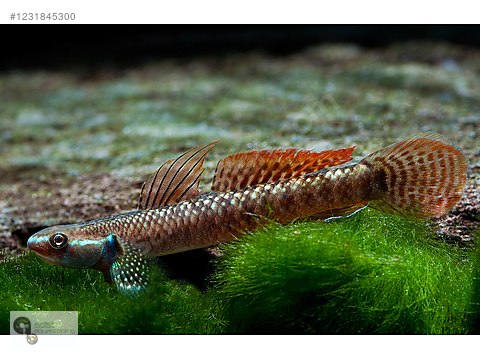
xmin=27 ymin=235 xmax=49 ymax=255
xmin=26 ymin=237 xmax=35 ymax=249
xmin=27 ymin=236 xmax=42 ymax=250
xmin=33 ymin=252 xmax=58 ymax=265
xmin=27 ymin=238 xmax=58 ymax=265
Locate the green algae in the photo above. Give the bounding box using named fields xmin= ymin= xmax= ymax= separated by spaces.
xmin=470 ymin=230 xmax=480 ymax=334
xmin=2 ymin=42 xmax=480 ymax=181
xmin=214 ymin=209 xmax=477 ymax=334
xmin=0 ymin=209 xmax=477 ymax=334
xmin=0 ymin=253 xmax=225 ymax=334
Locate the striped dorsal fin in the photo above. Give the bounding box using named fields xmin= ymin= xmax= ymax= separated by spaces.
xmin=138 ymin=142 xmax=217 ymax=209
xmin=211 ymin=146 xmax=355 ymax=192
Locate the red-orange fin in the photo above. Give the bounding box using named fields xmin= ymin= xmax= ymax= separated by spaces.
xmin=138 ymin=142 xmax=217 ymax=209
xmin=361 ymin=132 xmax=468 ymax=218
xmin=212 ymin=146 xmax=355 ymax=192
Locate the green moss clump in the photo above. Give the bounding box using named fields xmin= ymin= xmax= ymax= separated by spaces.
xmin=0 ymin=253 xmax=225 ymax=334
xmin=0 ymin=209 xmax=476 ymax=335
xmin=470 ymin=230 xmax=480 ymax=334
xmin=213 ymin=209 xmax=476 ymax=334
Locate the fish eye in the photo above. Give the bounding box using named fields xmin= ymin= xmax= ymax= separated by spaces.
xmin=49 ymin=232 xmax=68 ymax=249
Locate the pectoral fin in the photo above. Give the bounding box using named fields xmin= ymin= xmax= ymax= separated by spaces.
xmin=107 ymin=234 xmax=149 ymax=296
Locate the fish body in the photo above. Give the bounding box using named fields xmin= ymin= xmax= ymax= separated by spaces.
xmin=27 ymin=133 xmax=468 ymax=294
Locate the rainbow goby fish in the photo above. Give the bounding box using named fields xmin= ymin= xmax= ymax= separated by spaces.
xmin=27 ymin=133 xmax=468 ymax=295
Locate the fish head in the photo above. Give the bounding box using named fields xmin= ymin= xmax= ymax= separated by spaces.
xmin=27 ymin=225 xmax=111 ymax=269
xmin=28 ymin=225 xmax=149 ymax=295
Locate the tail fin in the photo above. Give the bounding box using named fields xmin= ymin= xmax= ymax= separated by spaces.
xmin=360 ymin=133 xmax=468 ymax=219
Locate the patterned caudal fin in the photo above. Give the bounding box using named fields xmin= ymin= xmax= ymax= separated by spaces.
xmin=361 ymin=133 xmax=468 ymax=219
xmin=212 ymin=146 xmax=355 ymax=192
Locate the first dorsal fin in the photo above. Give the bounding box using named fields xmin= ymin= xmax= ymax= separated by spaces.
xmin=212 ymin=146 xmax=355 ymax=192
xmin=138 ymin=142 xmax=217 ymax=209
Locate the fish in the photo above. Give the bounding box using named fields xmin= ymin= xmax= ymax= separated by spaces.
xmin=27 ymin=133 xmax=468 ymax=295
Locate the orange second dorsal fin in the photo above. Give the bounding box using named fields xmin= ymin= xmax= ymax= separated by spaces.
xmin=138 ymin=142 xmax=217 ymax=209
xmin=211 ymin=146 xmax=355 ymax=192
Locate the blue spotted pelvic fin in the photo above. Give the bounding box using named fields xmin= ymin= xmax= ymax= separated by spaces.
xmin=108 ymin=234 xmax=149 ymax=296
